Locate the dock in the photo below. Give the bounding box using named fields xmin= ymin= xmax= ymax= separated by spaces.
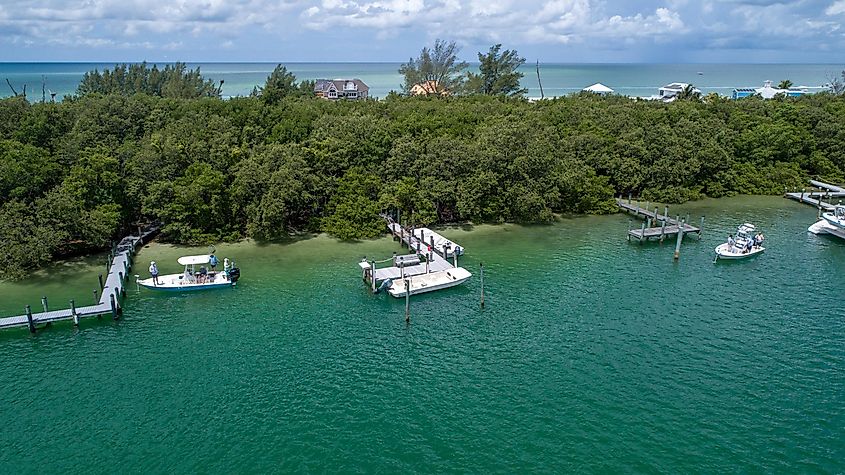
xmin=784 ymin=180 xmax=845 ymax=211
xmin=617 ymin=199 xmax=702 ymax=242
xmin=0 ymin=225 xmax=160 ymax=333
xmin=358 ymin=216 xmax=470 ymax=297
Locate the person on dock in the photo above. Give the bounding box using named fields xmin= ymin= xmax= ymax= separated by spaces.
xmin=149 ymin=261 xmax=160 ymax=286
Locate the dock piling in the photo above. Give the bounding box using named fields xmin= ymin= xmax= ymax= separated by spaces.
xmin=41 ymin=296 xmax=48 ymax=313
xmin=25 ymin=305 xmax=35 ymax=333
xmin=639 ymin=222 xmax=646 ymax=243
xmin=673 ymin=219 xmax=685 ymax=260
xmin=480 ymin=263 xmax=485 ymax=309
xmin=71 ymin=300 xmax=79 ymax=326
xmin=93 ymin=289 xmax=99 ymax=305
xmin=109 ymin=294 xmax=117 ymax=320
xmin=371 ymin=261 xmax=377 ymax=292
xmin=699 ymin=216 xmax=705 ymax=239
xmin=98 ymin=274 xmax=104 ymax=291
xmin=404 ymin=279 xmax=410 ymax=323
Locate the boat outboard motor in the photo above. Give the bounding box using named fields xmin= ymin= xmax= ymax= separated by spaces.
xmin=228 ymin=267 xmax=241 ymax=283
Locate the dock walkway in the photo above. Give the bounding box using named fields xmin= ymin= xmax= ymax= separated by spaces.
xmin=0 ymin=225 xmax=160 ymax=332
xmin=617 ymin=199 xmax=701 ymax=242
xmin=784 ymin=180 xmax=845 ymax=211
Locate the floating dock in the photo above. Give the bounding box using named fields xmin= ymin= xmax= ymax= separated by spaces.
xmin=0 ymin=225 xmax=160 ymax=333
xmin=617 ymin=199 xmax=702 ymax=242
xmin=784 ymin=180 xmax=845 ymax=211
xmin=358 ymin=217 xmax=471 ymax=297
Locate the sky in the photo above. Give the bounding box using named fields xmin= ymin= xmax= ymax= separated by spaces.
xmin=0 ymin=0 xmax=844 ymax=63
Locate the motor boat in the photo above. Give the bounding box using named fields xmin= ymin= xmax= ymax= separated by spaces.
xmin=137 ymin=255 xmax=240 ymax=291
xmin=808 ymin=205 xmax=845 ymax=239
xmin=386 ymin=267 xmax=472 ymax=298
xmin=714 ymin=223 xmax=765 ymax=261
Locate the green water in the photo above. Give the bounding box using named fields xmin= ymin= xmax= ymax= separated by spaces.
xmin=1 ymin=196 xmax=843 ymax=472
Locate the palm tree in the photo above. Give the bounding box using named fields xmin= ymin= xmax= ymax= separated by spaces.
xmin=677 ymin=84 xmax=702 ymax=101
xmin=777 ymin=79 xmax=793 ymax=90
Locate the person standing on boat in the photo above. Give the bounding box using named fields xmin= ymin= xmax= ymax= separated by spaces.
xmin=744 ymin=239 xmax=753 ymax=254
xmin=209 ymin=253 xmax=219 ymax=272
xmin=727 ymin=234 xmax=735 ymax=252
xmin=149 ymin=261 xmax=160 ymax=286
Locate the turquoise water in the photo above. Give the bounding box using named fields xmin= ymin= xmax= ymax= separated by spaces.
xmin=0 ymin=196 xmax=843 ymax=472
xmin=0 ymin=62 xmax=838 ymax=100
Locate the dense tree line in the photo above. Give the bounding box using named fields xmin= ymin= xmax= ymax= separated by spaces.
xmin=1 ymin=64 xmax=845 ymax=279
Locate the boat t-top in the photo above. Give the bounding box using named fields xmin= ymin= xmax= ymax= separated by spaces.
xmin=808 ymin=205 xmax=845 ymax=239
xmin=714 ymin=223 xmax=765 ymax=261
xmin=137 ymin=254 xmax=240 ymax=291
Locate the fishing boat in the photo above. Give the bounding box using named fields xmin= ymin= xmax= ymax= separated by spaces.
xmin=808 ymin=205 xmax=845 ymax=239
xmin=137 ymin=255 xmax=240 ymax=291
xmin=386 ymin=267 xmax=472 ymax=298
xmin=714 ymin=223 xmax=765 ymax=260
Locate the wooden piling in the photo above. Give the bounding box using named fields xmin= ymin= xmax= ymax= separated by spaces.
xmin=371 ymin=261 xmax=377 ymax=292
xmin=480 ymin=263 xmax=485 ymax=309
xmin=660 ymin=219 xmax=667 ymax=242
xmin=41 ymin=296 xmax=48 ymax=313
xmin=93 ymin=289 xmax=99 ymax=305
xmin=404 ymin=279 xmax=410 ymax=323
xmin=98 ymin=274 xmax=104 ymax=290
xmin=639 ymin=222 xmax=646 ymax=243
xmin=699 ymin=216 xmax=705 ymax=239
xmin=71 ymin=300 xmax=79 ymax=326
xmin=110 ymin=294 xmax=117 ymax=320
xmin=25 ymin=305 xmax=35 ymax=333
xmin=674 ymin=219 xmax=685 ymax=260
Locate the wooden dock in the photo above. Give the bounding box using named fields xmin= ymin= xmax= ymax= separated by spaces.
xmin=617 ymin=199 xmax=702 ymax=242
xmin=784 ymin=180 xmax=845 ymax=211
xmin=0 ymin=225 xmax=160 ymax=333
xmin=359 ymin=217 xmax=463 ymax=291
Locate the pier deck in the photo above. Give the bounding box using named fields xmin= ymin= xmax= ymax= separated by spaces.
xmin=617 ymin=199 xmax=701 ymax=242
xmin=0 ymin=225 xmax=159 ymax=332
xmin=784 ymin=180 xmax=845 ymax=211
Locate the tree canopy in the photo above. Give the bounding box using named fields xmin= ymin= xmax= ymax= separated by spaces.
xmin=399 ymin=39 xmax=468 ymax=95
xmin=467 ymin=44 xmax=527 ymax=96
xmin=2 ymin=63 xmax=845 ymax=279
xmin=77 ymin=62 xmax=222 ymax=99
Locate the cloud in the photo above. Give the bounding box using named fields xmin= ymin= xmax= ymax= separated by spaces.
xmin=0 ymin=0 xmax=843 ymax=61
xmin=827 ymin=0 xmax=845 ymax=15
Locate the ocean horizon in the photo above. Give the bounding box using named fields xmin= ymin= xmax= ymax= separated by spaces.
xmin=1 ymin=62 xmax=841 ymax=100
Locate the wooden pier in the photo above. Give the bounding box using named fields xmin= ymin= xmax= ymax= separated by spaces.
xmin=784 ymin=180 xmax=845 ymax=211
xmin=617 ymin=199 xmax=702 ymax=242
xmin=0 ymin=225 xmax=160 ymax=333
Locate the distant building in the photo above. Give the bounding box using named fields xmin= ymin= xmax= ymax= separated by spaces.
xmin=582 ymin=83 xmax=614 ymax=95
xmin=656 ymin=82 xmax=700 ymax=101
xmin=410 ymin=80 xmax=450 ymax=96
xmin=732 ymin=80 xmax=809 ymax=100
xmin=314 ymin=79 xmax=369 ymax=100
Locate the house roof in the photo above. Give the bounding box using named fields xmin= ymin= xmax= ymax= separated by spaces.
xmin=583 ymin=83 xmax=614 ymax=93
xmin=314 ymin=78 xmax=369 ymax=93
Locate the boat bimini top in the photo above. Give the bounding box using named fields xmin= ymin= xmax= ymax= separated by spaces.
xmin=177 ymin=255 xmax=211 ymax=266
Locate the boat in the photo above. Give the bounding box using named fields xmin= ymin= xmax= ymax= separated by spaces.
xmin=808 ymin=205 xmax=845 ymax=239
xmin=714 ymin=223 xmax=765 ymax=260
xmin=386 ymin=267 xmax=472 ymax=298
xmin=137 ymin=255 xmax=240 ymax=291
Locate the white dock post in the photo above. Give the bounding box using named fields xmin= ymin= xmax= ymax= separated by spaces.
xmin=425 ymin=254 xmax=430 ymax=274
xmin=699 ymin=216 xmax=705 ymax=239
xmin=480 ymin=263 xmax=485 ymax=309
xmin=110 ymin=294 xmax=117 ymax=320
xmin=664 ymin=206 xmax=668 ymax=221
xmin=674 ymin=219 xmax=685 ymax=260
xmin=660 ymin=218 xmax=666 ymax=242
xmin=371 ymin=261 xmax=377 ymax=292
xmin=41 ymin=296 xmax=48 ymax=313
xmin=639 ymin=221 xmax=646 ymax=243
xmin=453 ymin=251 xmax=458 ymax=268
xmin=404 ymin=279 xmax=410 ymax=323
xmin=71 ymin=300 xmax=79 ymax=326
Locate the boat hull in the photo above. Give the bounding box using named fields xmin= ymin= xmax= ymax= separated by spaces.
xmin=809 ymin=219 xmax=845 ymax=239
xmin=388 ymin=267 xmax=472 ymax=297
xmin=137 ymin=272 xmax=235 ymax=291
xmin=714 ymin=243 xmax=765 ymax=260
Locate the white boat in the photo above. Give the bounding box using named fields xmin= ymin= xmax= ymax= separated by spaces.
xmin=137 ymin=255 xmax=240 ymax=291
xmin=808 ymin=205 xmax=845 ymax=239
xmin=386 ymin=267 xmax=472 ymax=298
xmin=714 ymin=223 xmax=765 ymax=260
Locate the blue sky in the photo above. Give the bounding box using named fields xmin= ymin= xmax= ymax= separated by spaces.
xmin=0 ymin=0 xmax=844 ymax=62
